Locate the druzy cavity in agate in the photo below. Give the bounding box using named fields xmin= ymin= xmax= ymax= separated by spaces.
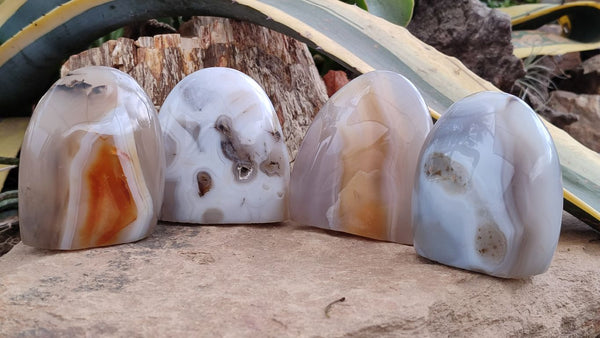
xmin=19 ymin=66 xmax=165 ymax=250
xmin=289 ymin=70 xmax=432 ymax=244
xmin=412 ymin=91 xmax=563 ymax=278
xmin=159 ymin=67 xmax=290 ymax=223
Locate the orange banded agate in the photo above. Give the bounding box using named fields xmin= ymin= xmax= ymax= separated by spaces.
xmin=289 ymin=71 xmax=432 ymax=244
xmin=18 ymin=66 xmax=164 ymax=250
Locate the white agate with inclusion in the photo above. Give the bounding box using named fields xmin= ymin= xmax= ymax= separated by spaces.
xmin=159 ymin=67 xmax=289 ymax=224
xmin=19 ymin=66 xmax=165 ymax=250
xmin=412 ymin=91 xmax=563 ymax=278
xmin=289 ymin=70 xmax=432 ymax=244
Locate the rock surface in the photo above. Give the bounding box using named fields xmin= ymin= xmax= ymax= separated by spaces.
xmin=548 ymin=90 xmax=600 ymax=152
xmin=1 ymin=212 xmax=599 ymax=336
xmin=407 ymin=0 xmax=525 ymax=92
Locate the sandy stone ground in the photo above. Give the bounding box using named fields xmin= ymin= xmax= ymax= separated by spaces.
xmin=0 ymin=212 xmax=599 ymax=337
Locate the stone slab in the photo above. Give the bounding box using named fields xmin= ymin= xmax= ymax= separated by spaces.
xmin=1 ymin=212 xmax=599 ymax=337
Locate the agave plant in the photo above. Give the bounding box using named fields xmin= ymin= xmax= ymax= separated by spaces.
xmin=512 ymin=55 xmax=556 ymax=109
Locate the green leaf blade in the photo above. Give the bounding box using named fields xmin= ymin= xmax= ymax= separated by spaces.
xmin=364 ymin=0 xmax=414 ymax=26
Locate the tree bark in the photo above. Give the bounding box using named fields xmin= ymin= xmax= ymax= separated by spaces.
xmin=61 ymin=16 xmax=329 ymax=161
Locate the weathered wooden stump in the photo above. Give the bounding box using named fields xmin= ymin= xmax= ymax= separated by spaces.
xmin=61 ymin=17 xmax=329 ymax=161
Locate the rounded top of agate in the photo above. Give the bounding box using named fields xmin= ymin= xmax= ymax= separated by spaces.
xmin=32 ymin=66 xmax=156 ymax=134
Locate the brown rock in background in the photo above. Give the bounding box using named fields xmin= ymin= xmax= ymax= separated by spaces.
xmin=548 ymin=90 xmax=600 ymax=152
xmin=556 ymin=54 xmax=600 ymax=95
xmin=407 ymin=0 xmax=525 ymax=92
xmin=323 ymin=70 xmax=350 ymax=97
xmin=62 ymin=17 xmax=329 ymax=161
xmin=583 ymin=54 xmax=600 ymax=75
xmin=544 ymin=52 xmax=582 ymax=77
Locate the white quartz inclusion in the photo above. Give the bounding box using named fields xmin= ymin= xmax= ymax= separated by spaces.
xmin=412 ymin=91 xmax=563 ymax=278
xmin=159 ymin=67 xmax=290 ymax=224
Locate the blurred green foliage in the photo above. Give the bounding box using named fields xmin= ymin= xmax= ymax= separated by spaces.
xmin=341 ymin=0 xmax=414 ymax=27
xmin=340 ymin=0 xmax=369 ymax=10
xmin=89 ymin=28 xmax=124 ymax=48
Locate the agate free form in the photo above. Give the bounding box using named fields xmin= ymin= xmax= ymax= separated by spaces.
xmin=289 ymin=70 xmax=432 ymax=244
xmin=159 ymin=67 xmax=290 ymax=224
xmin=412 ymin=92 xmax=563 ymax=278
xmin=19 ymin=66 xmax=165 ymax=250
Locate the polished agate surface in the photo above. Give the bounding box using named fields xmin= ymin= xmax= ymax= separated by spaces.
xmin=412 ymin=92 xmax=563 ymax=278
xmin=289 ymin=70 xmax=432 ymax=244
xmin=159 ymin=67 xmax=289 ymax=223
xmin=19 ymin=66 xmax=165 ymax=250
